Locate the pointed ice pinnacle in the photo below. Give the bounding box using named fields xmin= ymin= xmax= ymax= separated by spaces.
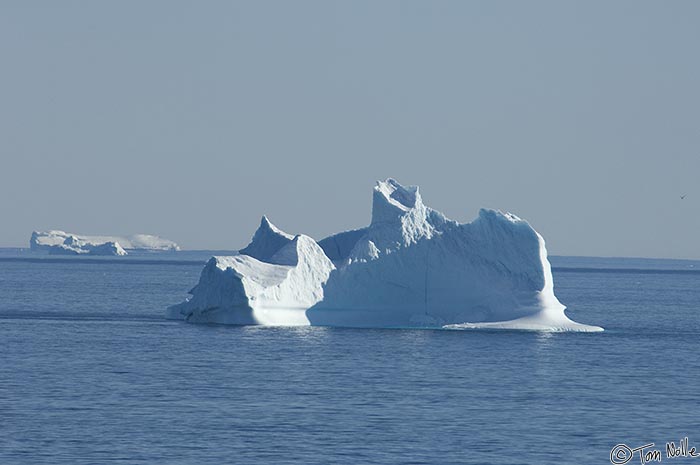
xmin=371 ymin=178 xmax=422 ymax=224
xmin=239 ymin=216 xmax=295 ymax=263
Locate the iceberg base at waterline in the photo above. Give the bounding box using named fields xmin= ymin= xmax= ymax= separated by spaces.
xmin=167 ymin=179 xmax=602 ymax=332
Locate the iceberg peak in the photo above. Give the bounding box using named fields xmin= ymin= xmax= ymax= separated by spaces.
xmin=239 ymin=216 xmax=295 ymax=264
xmin=371 ymin=178 xmax=424 ymax=224
xmin=260 ymin=215 xmax=293 ymax=238
xmin=367 ymin=178 xmax=452 ymax=253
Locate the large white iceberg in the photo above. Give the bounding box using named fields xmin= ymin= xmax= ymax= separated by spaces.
xmin=167 ymin=179 xmax=602 ymax=332
xmin=31 ymin=230 xmax=180 ymax=256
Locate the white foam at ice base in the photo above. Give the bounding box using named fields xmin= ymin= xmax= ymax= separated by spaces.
xmin=167 ymin=178 xmax=602 ymax=332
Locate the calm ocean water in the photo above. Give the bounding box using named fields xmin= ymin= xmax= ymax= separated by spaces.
xmin=1 ymin=250 xmax=700 ymax=465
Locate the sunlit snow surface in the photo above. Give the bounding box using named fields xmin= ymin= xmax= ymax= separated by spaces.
xmin=168 ymin=179 xmax=602 ymax=331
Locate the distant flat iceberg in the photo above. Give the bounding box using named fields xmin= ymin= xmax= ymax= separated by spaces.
xmin=167 ymin=179 xmax=602 ymax=332
xmin=31 ymin=230 xmax=180 ymax=256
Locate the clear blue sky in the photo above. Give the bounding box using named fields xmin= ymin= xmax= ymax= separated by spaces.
xmin=1 ymin=1 xmax=698 ymax=258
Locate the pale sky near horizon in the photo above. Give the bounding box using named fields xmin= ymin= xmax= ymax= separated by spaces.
xmin=1 ymin=1 xmax=699 ymax=259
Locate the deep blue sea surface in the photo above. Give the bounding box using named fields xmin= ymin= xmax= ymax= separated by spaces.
xmin=1 ymin=249 xmax=700 ymax=464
